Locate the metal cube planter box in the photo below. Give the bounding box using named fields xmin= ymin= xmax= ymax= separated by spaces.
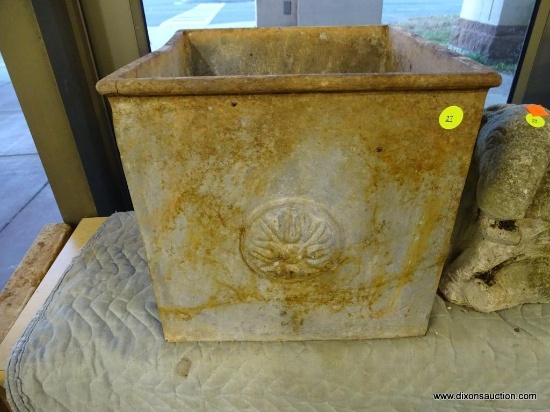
xmin=97 ymin=26 xmax=500 ymax=341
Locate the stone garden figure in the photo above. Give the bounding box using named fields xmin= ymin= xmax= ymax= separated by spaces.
xmin=440 ymin=104 xmax=550 ymax=312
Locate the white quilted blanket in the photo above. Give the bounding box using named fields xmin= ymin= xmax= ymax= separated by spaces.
xmin=6 ymin=213 xmax=550 ymax=411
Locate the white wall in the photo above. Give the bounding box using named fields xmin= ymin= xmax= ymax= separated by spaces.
xmin=298 ymin=0 xmax=383 ymax=26
xmin=256 ymin=0 xmax=297 ymax=27
xmin=460 ymin=0 xmax=536 ymax=26
xmin=257 ymin=0 xmax=383 ymax=27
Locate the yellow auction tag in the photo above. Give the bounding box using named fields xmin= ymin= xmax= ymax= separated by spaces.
xmin=526 ymin=113 xmax=545 ymax=128
xmin=439 ymin=106 xmax=464 ymax=130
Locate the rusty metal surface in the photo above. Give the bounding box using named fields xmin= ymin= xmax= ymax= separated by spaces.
xmin=99 ymin=26 xmax=499 ymax=341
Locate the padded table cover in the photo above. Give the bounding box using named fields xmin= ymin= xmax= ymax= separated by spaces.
xmin=6 ymin=213 xmax=550 ymax=411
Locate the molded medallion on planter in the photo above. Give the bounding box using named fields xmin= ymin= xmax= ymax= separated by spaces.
xmin=240 ymin=199 xmax=343 ymax=281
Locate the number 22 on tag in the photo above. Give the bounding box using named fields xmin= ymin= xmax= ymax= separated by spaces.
xmin=439 ymin=106 xmax=464 ymax=130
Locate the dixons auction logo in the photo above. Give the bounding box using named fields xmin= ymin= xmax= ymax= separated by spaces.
xmin=433 ymin=392 xmax=537 ymax=401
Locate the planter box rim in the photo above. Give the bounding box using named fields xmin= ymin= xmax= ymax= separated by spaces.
xmin=96 ymin=25 xmax=501 ymax=97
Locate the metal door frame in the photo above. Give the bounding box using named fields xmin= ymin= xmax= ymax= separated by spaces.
xmin=510 ymin=0 xmax=550 ymax=106
xmin=0 ymin=0 xmax=148 ymax=225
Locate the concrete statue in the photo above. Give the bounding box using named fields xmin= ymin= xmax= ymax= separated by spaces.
xmin=440 ymin=104 xmax=550 ymax=312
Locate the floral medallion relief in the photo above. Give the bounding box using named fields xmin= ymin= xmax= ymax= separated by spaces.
xmin=240 ymin=199 xmax=344 ymax=281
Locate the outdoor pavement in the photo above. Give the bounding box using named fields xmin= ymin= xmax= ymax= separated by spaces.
xmin=381 ymin=0 xmax=463 ymax=23
xmin=0 ymin=0 xmax=513 ymax=292
xmin=0 ymin=53 xmax=62 ymax=291
xmin=145 ymin=0 xmax=256 ymax=50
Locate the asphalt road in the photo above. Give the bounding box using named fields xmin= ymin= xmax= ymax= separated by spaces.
xmin=142 ymin=0 xmax=255 ymax=26
xmin=142 ymin=0 xmax=464 ymax=27
xmin=142 ymin=0 xmax=198 ymax=26
xmin=210 ymin=2 xmax=255 ymax=25
xmin=382 ymin=0 xmax=463 ymax=23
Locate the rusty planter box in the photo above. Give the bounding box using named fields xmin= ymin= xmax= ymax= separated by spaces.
xmin=97 ymin=26 xmax=500 ymax=341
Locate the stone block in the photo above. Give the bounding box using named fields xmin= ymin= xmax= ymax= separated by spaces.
xmin=440 ymin=104 xmax=550 ymax=312
xmin=0 ymin=223 xmax=72 ymax=342
xmin=450 ymin=18 xmax=529 ymax=63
